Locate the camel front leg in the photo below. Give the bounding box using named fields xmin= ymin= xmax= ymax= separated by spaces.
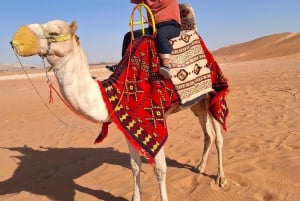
xmin=154 ymin=148 xmax=168 ymax=201
xmin=127 ymin=142 xmax=142 ymax=201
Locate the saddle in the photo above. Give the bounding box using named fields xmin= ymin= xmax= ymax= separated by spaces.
xmin=95 ymin=3 xmax=229 ymax=162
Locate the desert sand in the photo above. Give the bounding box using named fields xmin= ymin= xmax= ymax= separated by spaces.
xmin=1 ymin=33 xmax=300 ymax=201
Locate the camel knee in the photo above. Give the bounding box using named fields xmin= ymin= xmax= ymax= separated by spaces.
xmin=213 ymin=120 xmax=223 ymax=151
xmin=130 ymin=157 xmax=141 ymax=176
xmin=154 ymin=149 xmax=167 ymax=182
xmin=127 ymin=141 xmax=142 ymax=176
xmin=215 ymin=135 xmax=223 ymax=149
xmin=154 ymin=162 xmax=167 ymax=182
xmin=204 ymin=131 xmax=214 ymax=145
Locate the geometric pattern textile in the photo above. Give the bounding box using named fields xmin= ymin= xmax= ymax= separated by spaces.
xmin=98 ymin=35 xmax=178 ymax=162
xmin=169 ymin=30 xmax=213 ymax=107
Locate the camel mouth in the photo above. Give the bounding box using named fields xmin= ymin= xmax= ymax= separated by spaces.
xmin=11 ymin=26 xmax=41 ymax=57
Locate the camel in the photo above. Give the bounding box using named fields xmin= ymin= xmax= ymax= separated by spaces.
xmin=11 ymin=20 xmax=227 ymax=201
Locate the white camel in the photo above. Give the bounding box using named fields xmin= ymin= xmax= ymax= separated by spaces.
xmin=11 ymin=20 xmax=226 ymax=201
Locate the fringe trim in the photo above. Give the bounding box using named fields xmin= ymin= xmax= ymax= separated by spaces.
xmin=97 ymin=80 xmax=154 ymax=164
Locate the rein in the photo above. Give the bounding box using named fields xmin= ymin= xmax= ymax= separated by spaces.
xmin=10 ymin=47 xmax=69 ymax=126
xmin=47 ymin=81 xmax=101 ymax=124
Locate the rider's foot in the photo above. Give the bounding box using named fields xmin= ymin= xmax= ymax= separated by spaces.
xmin=105 ymin=65 xmax=117 ymax=72
xmin=159 ymin=65 xmax=171 ymax=79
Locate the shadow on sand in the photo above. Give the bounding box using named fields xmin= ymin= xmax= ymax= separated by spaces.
xmin=0 ymin=146 xmax=204 ymax=201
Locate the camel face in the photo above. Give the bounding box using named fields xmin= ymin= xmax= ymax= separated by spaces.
xmin=11 ymin=20 xmax=77 ymax=64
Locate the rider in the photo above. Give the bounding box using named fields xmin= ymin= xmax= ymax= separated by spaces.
xmin=106 ymin=0 xmax=181 ymax=79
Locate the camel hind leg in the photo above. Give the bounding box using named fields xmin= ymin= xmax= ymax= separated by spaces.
xmin=190 ymin=98 xmax=227 ymax=187
xmin=190 ymin=99 xmax=215 ymax=173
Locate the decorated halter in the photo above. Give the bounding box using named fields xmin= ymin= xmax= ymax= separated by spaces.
xmin=11 ymin=24 xmax=73 ymax=57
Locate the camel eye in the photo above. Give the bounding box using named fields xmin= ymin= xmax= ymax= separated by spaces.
xmin=49 ymin=32 xmax=59 ymax=36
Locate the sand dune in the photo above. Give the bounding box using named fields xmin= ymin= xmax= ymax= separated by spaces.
xmin=1 ymin=33 xmax=300 ymax=201
xmin=213 ymin=32 xmax=300 ymax=62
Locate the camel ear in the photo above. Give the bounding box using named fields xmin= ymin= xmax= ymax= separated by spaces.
xmin=70 ymin=21 xmax=77 ymax=34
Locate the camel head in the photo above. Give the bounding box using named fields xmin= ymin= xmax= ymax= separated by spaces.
xmin=11 ymin=20 xmax=78 ymax=65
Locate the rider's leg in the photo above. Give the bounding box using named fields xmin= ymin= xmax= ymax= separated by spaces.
xmin=155 ymin=21 xmax=181 ymax=79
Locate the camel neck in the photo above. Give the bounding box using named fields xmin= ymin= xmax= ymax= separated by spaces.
xmin=52 ymin=45 xmax=109 ymax=122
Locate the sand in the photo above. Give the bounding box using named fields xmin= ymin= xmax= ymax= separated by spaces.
xmin=1 ymin=56 xmax=300 ymax=201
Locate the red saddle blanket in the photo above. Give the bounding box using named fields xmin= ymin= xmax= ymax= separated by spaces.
xmin=97 ymin=35 xmax=228 ymax=162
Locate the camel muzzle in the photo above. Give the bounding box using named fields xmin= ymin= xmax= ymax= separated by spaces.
xmin=11 ymin=26 xmax=41 ymax=57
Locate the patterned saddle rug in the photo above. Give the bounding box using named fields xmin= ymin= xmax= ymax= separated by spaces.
xmin=169 ymin=30 xmax=213 ymax=107
xmin=96 ymin=34 xmax=229 ymax=162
